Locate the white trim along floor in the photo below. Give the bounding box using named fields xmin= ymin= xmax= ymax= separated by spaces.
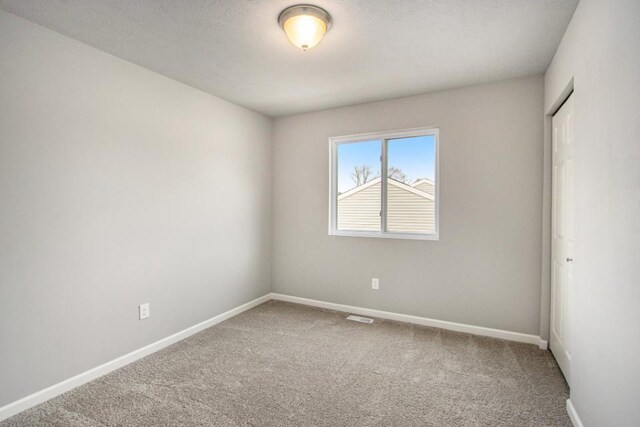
xmin=0 ymin=292 xmax=551 ymax=423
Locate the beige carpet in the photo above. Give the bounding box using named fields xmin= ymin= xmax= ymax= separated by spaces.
xmin=1 ymin=301 xmax=571 ymax=426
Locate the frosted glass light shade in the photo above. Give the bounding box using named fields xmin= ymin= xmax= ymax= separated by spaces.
xmin=278 ymin=5 xmax=332 ymax=51
xmin=283 ymin=15 xmax=326 ymax=50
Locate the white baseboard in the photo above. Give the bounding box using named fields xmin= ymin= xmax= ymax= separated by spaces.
xmin=567 ymin=399 xmax=585 ymax=427
xmin=538 ymin=337 xmax=549 ymax=350
xmin=0 ymin=291 xmax=549 ymax=422
xmin=0 ymin=293 xmax=271 ymax=422
xmin=271 ymin=293 xmax=548 ymax=349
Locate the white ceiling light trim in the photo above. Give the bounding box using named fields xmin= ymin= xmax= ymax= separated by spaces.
xmin=278 ymin=4 xmax=332 ymax=51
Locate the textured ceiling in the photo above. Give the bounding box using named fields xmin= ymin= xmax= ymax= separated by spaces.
xmin=0 ymin=0 xmax=578 ymax=117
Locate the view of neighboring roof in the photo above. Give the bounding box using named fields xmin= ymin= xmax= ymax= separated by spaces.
xmin=338 ymin=177 xmax=434 ymax=200
xmin=411 ymin=178 xmax=435 ymax=196
xmin=337 ymin=177 xmax=436 ymax=233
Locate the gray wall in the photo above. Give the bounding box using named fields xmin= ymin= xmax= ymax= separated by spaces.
xmin=0 ymin=10 xmax=272 ymax=407
xmin=272 ymin=76 xmax=545 ymax=336
xmin=545 ymin=0 xmax=640 ymax=425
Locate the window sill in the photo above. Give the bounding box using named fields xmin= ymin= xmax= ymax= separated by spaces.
xmin=329 ymin=230 xmax=439 ymax=241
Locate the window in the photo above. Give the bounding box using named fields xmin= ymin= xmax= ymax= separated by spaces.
xmin=329 ymin=127 xmax=439 ymax=240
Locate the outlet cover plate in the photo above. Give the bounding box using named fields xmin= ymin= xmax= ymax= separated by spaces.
xmin=139 ymin=303 xmax=150 ymax=320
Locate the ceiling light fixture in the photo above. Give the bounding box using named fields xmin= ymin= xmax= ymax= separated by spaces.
xmin=278 ymin=4 xmax=332 ymax=51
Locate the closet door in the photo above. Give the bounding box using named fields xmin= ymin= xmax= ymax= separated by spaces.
xmin=550 ymin=94 xmax=575 ymax=383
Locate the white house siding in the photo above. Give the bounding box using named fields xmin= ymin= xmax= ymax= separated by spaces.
xmin=387 ymin=183 xmax=435 ymax=233
xmin=337 ymin=181 xmax=381 ymax=231
xmin=337 ymin=179 xmax=434 ymax=233
xmin=413 ymin=180 xmax=435 ymax=196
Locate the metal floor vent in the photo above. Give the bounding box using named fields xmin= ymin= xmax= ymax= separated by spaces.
xmin=346 ymin=315 xmax=374 ymax=324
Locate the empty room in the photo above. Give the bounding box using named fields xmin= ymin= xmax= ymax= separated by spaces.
xmin=0 ymin=1 xmax=638 ymax=426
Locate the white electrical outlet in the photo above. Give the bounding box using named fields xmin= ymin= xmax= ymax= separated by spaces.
xmin=371 ymin=278 xmax=379 ymax=290
xmin=139 ymin=303 xmax=150 ymax=320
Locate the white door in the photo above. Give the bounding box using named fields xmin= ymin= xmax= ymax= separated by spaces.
xmin=550 ymin=94 xmax=575 ymax=383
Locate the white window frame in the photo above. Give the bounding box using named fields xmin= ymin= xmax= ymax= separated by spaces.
xmin=328 ymin=126 xmax=440 ymax=241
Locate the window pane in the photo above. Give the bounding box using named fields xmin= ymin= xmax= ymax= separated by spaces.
xmin=337 ymin=140 xmax=381 ymax=231
xmin=386 ymin=135 xmax=436 ymax=234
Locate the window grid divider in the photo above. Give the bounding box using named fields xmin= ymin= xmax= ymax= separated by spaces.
xmin=381 ymin=138 xmax=388 ymax=233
